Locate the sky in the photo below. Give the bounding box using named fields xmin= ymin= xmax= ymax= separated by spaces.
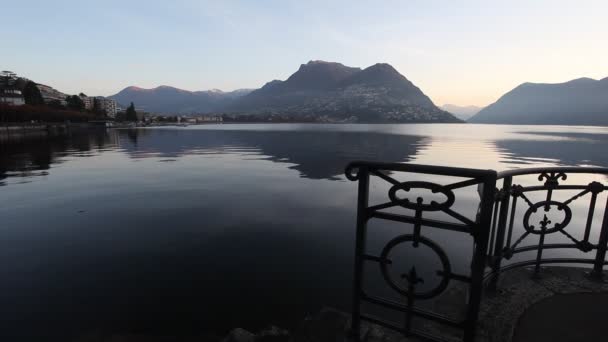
xmin=3 ymin=0 xmax=607 ymax=107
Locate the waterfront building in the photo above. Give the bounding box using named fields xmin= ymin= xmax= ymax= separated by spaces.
xmin=197 ymin=115 xmax=223 ymax=123
xmin=85 ymin=96 xmax=117 ymax=118
xmin=80 ymin=95 xmax=94 ymax=110
xmin=95 ymin=97 xmax=117 ymax=118
xmin=0 ymin=71 xmax=25 ymax=106
xmin=0 ymin=88 xmax=25 ymax=106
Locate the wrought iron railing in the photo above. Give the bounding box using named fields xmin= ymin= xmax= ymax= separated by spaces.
xmin=487 ymin=167 xmax=608 ymax=285
xmin=345 ymin=162 xmax=608 ymax=342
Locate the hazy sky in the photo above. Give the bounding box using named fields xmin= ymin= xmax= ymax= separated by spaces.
xmin=3 ymin=0 xmax=607 ymax=106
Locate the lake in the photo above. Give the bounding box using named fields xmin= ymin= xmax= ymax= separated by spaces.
xmin=1 ymin=123 xmax=608 ymax=341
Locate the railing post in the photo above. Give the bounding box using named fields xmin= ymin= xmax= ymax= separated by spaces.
xmin=351 ymin=167 xmax=369 ymax=342
xmin=590 ymin=196 xmax=608 ymax=281
xmin=464 ymin=173 xmax=497 ymax=342
xmin=490 ymin=176 xmax=512 ymax=289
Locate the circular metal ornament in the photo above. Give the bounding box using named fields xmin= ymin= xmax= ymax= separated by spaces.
xmin=345 ymin=165 xmax=360 ymax=181
xmin=523 ymin=200 xmax=572 ymax=234
xmin=380 ymin=234 xmax=451 ymax=299
xmin=388 ymin=181 xmax=455 ymax=211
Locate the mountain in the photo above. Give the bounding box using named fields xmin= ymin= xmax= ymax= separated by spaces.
xmin=228 ymin=61 xmax=459 ymax=123
xmin=109 ymin=86 xmax=252 ymax=114
xmin=440 ymin=104 xmax=483 ymax=120
xmin=469 ymin=77 xmax=608 ymax=125
xmin=228 ymin=61 xmax=361 ymax=109
xmin=109 ymin=60 xmax=460 ymax=123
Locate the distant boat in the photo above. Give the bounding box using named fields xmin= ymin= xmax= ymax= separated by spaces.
xmin=177 ymin=123 xmax=189 ymax=127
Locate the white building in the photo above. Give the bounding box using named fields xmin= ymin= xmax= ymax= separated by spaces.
xmin=0 ymin=88 xmax=25 ymax=106
xmin=0 ymin=71 xmax=25 ymax=106
xmin=197 ymin=115 xmax=223 ymax=123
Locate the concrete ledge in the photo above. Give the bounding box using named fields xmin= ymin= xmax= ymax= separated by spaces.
xmin=476 ymin=266 xmax=608 ymax=342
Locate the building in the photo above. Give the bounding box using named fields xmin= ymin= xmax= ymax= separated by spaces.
xmin=0 ymin=71 xmax=26 ymax=106
xmin=0 ymin=78 xmax=24 ymax=106
xmin=36 ymin=83 xmax=68 ymax=106
xmin=0 ymin=88 xmax=25 ymax=106
xmin=95 ymin=97 xmax=117 ymax=118
xmin=80 ymin=96 xmax=117 ymax=118
xmin=80 ymin=95 xmax=93 ymax=110
xmin=197 ymin=115 xmax=223 ymax=123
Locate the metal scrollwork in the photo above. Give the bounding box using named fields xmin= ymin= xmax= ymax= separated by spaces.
xmin=388 ymin=181 xmax=455 ymax=212
xmin=380 ymin=235 xmax=451 ymax=299
xmin=523 ymin=200 xmax=572 ymax=234
xmin=538 ymin=171 xmax=567 ymax=189
xmin=588 ymin=181 xmax=605 ymax=194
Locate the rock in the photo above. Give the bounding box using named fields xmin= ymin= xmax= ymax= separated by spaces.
xmin=291 ymin=308 xmax=349 ymax=342
xmin=255 ymin=325 xmax=290 ymax=342
xmin=222 ymin=328 xmax=256 ymax=342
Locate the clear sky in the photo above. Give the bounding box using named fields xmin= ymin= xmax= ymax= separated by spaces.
xmin=3 ymin=0 xmax=607 ymax=106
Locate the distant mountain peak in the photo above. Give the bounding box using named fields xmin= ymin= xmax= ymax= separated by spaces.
xmin=296 ymin=60 xmax=356 ymax=71
xmin=227 ymin=60 xmax=456 ymax=122
xmin=285 ymin=60 xmax=361 ymax=90
xmin=122 ymin=85 xmax=184 ymax=93
xmin=306 ymin=60 xmax=331 ymax=64
xmin=469 ymin=76 xmax=608 ymax=125
xmin=440 ymin=104 xmax=483 ymax=120
xmin=518 ymin=77 xmax=600 ymax=88
xmin=344 ymin=62 xmax=417 ymax=92
xmin=565 ymin=77 xmax=597 ymax=84
xmin=125 ymin=86 xmax=146 ymax=91
xmin=110 ymin=85 xmax=252 ymax=114
xmin=366 ymin=63 xmax=397 ymax=71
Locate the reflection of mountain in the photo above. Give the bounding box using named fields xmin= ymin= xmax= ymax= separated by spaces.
xmin=0 ymin=131 xmax=118 ymax=185
xmin=497 ymin=132 xmax=608 ymax=167
xmin=117 ymin=129 xmax=428 ymax=180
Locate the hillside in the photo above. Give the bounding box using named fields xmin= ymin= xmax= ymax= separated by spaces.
xmin=109 ymin=86 xmax=252 ymax=114
xmin=469 ymin=77 xmax=608 ymax=125
xmin=227 ymin=61 xmax=459 ymax=123
xmin=109 ymin=61 xmax=460 ymax=123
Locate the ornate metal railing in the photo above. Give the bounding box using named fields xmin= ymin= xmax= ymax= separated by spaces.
xmin=487 ymin=167 xmax=608 ymax=286
xmin=345 ymin=162 xmax=608 ymax=342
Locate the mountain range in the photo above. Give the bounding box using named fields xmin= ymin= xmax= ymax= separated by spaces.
xmin=440 ymin=104 xmax=483 ymax=120
xmin=110 ymin=61 xmax=460 ymax=123
xmin=110 ymin=86 xmax=253 ymax=114
xmin=469 ymin=77 xmax=608 ymax=125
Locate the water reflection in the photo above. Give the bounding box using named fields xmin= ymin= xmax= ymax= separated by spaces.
xmin=4 ymin=125 xmax=607 ymax=187
xmin=497 ymin=131 xmax=608 ymax=167
xmin=116 ymin=129 xmax=428 ymax=180
xmin=0 ymin=131 xmax=118 ymax=185
xmin=2 ymin=124 xmax=608 ymax=341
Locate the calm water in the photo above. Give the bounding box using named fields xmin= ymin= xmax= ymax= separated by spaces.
xmin=1 ymin=123 xmax=608 ymax=340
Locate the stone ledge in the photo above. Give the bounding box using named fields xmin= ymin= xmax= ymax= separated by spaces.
xmin=476 ymin=266 xmax=608 ymax=342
